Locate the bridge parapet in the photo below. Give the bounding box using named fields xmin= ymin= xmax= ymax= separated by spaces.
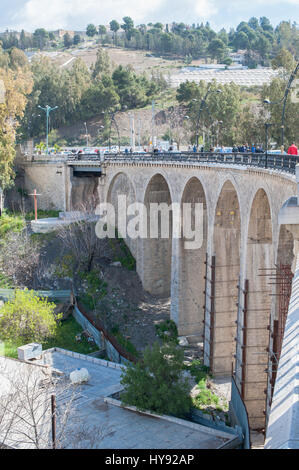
xmin=265 ymin=164 xmax=299 ymax=448
xmin=265 ymin=250 xmax=299 ymax=448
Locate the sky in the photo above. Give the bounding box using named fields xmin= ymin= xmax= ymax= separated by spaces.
xmin=0 ymin=0 xmax=298 ymax=32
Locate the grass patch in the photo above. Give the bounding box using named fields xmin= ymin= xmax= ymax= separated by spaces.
xmin=0 ymin=212 xmax=25 ymax=238
xmin=185 ymin=359 xmax=210 ymax=383
xmin=78 ymin=270 xmax=108 ymax=311
xmin=0 ymin=272 xmax=14 ymax=288
xmin=24 ymin=209 xmax=60 ymax=220
xmin=0 ymin=316 xmax=98 ymax=358
xmin=108 ymin=234 xmax=136 ymax=271
xmin=185 ymin=359 xmax=226 ymax=412
xmin=111 ymin=325 xmax=139 ymax=358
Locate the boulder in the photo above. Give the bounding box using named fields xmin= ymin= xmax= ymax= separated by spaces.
xmin=69 ymin=368 xmax=90 ymax=384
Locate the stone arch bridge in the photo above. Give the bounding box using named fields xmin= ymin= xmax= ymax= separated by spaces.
xmin=20 ymin=153 xmax=299 ymax=431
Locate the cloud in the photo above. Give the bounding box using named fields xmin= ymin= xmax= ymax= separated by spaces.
xmin=3 ymin=0 xmax=299 ymax=32
xmin=194 ymin=0 xmax=218 ymax=17
xmin=11 ymin=0 xmax=166 ymax=31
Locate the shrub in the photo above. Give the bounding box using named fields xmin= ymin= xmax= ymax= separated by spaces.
xmin=0 ymin=212 xmax=25 ymax=238
xmin=120 ymin=341 xmax=191 ymax=417
xmin=155 ymin=319 xmax=178 ymax=344
xmin=0 ymin=289 xmax=61 ymax=344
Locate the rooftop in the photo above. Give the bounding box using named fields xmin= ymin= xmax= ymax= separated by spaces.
xmin=1 ymin=348 xmax=234 ymax=449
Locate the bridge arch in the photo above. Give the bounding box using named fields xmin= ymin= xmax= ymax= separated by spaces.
xmin=176 ymin=176 xmax=208 ymax=337
xmin=209 ymin=179 xmax=241 ymax=376
xmin=106 ymin=171 xmax=137 ymax=258
xmin=243 ymin=188 xmax=273 ymax=429
xmin=142 ymin=173 xmax=173 ymax=297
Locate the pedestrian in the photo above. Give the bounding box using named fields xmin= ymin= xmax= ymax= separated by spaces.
xmin=287 ymin=142 xmax=298 ymax=156
xmin=251 ymin=144 xmax=256 ymax=153
xmin=193 ymin=145 xmax=197 ymax=152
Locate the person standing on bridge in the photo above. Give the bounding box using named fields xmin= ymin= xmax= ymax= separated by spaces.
xmin=287 ymin=142 xmax=298 ymax=156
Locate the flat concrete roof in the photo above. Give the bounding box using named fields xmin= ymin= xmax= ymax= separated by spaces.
xmin=39 ymin=349 xmax=231 ymax=449
xmin=0 ymin=349 xmax=233 ymax=449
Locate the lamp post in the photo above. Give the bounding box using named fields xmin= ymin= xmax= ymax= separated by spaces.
xmin=264 ymin=122 xmax=272 ymax=169
xmin=192 ymin=85 xmax=222 ymax=150
xmin=102 ymin=107 xmax=122 ymax=152
xmin=38 ymin=105 xmax=58 ymax=154
xmin=263 ymin=61 xmax=299 ymax=147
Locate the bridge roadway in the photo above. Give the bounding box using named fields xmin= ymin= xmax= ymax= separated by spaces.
xmin=20 ymin=151 xmax=299 ymax=432
xmin=68 ymin=150 xmax=299 ymax=174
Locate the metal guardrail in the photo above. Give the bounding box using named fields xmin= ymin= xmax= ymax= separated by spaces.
xmin=67 ymin=152 xmax=299 ymax=175
xmin=0 ymin=289 xmax=71 ymax=302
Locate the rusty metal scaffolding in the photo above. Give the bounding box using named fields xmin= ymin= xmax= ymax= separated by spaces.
xmin=203 ymin=253 xmax=239 ymax=375
xmin=267 ymin=264 xmax=293 ymax=403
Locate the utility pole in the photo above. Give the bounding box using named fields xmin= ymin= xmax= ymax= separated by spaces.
xmin=129 ymin=113 xmax=135 ymax=151
xmin=137 ymin=117 xmax=141 ymax=151
xmin=151 ymin=100 xmax=155 ymax=149
xmin=263 ymin=61 xmax=299 ymax=147
xmin=265 ymin=123 xmax=272 ymax=169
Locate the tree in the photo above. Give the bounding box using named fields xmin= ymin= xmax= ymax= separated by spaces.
xmin=92 ymin=47 xmax=110 ymax=78
xmin=260 ymin=16 xmax=273 ymax=33
xmin=56 ymin=197 xmax=101 ymax=274
xmin=19 ymin=30 xmax=30 ymax=50
xmin=112 ymin=65 xmax=151 ymax=109
xmin=98 ymin=25 xmax=106 ymax=39
xmin=33 ymin=29 xmax=49 ymax=50
xmin=272 ymin=48 xmax=295 ymax=72
xmin=0 ymin=45 xmax=33 ymax=188
xmin=63 ymin=33 xmax=73 ymax=48
xmin=262 ymin=75 xmax=299 ymax=146
xmin=86 ymin=24 xmax=97 ymax=38
xmin=73 ymin=34 xmax=81 ymax=46
xmin=255 ymin=34 xmax=271 ymax=61
xmin=248 ymin=17 xmax=259 ymax=31
xmin=0 ymin=289 xmax=61 ymax=344
xmin=208 ymin=38 xmax=226 ymax=61
xmin=0 ymin=357 xmax=107 ymax=448
xmin=121 ymin=16 xmax=134 ymax=40
xmin=109 ymin=20 xmax=120 ymax=44
xmin=0 ymin=228 xmax=45 ymax=288
xmin=120 ymin=341 xmax=191 ymax=417
xmin=176 ymin=80 xmax=200 ymax=103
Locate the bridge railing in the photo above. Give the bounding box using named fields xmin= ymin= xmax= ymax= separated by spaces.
xmin=67 ymin=152 xmax=299 ymax=175
xmin=265 ymin=252 xmax=299 ymax=448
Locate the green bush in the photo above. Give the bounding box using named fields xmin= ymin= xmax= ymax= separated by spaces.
xmin=0 ymin=212 xmax=25 ymax=238
xmin=121 ymin=341 xmax=191 ymax=417
xmin=186 ymin=359 xmax=210 ymax=383
xmin=24 ymin=209 xmax=60 ymax=220
xmin=0 ymin=289 xmax=61 ymax=344
xmin=111 ymin=325 xmax=139 ymax=357
xmin=155 ymin=319 xmax=178 ymax=344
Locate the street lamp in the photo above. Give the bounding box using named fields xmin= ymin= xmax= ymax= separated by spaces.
xmin=102 ymin=109 xmax=121 ymax=152
xmin=263 ymin=61 xmax=299 ymax=147
xmin=192 ymin=86 xmax=222 ymax=150
xmin=38 ymin=105 xmax=58 ymax=154
xmin=264 ymin=122 xmax=272 ymax=169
